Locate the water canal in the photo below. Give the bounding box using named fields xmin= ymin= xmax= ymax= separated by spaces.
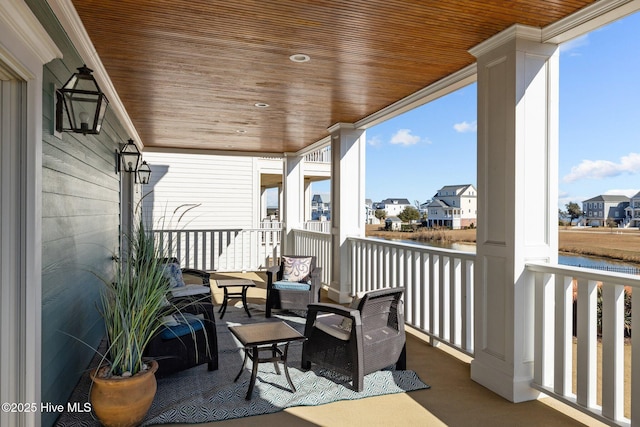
xmin=383 ymin=239 xmax=640 ymax=275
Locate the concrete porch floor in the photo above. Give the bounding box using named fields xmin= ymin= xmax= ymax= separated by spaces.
xmin=163 ymin=271 xmax=606 ymax=427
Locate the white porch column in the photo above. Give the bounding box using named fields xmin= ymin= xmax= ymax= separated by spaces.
xmin=304 ymin=178 xmax=312 ymax=221
xmin=469 ymin=25 xmax=559 ymax=402
xmin=260 ymin=186 xmax=268 ymax=220
xmin=328 ymin=123 xmax=366 ymax=303
xmin=282 ymin=154 xmax=305 ymax=254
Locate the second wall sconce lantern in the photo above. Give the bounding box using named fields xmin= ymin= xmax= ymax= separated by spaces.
xmin=56 ymin=65 xmax=109 ymax=135
xmin=137 ymin=161 xmax=152 ymax=184
xmin=117 ymin=139 xmax=151 ymax=184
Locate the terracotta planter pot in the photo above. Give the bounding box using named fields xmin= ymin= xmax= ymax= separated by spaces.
xmin=90 ymin=360 xmax=158 ymax=427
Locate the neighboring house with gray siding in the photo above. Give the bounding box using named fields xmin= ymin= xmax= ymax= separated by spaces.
xmin=582 ymin=194 xmax=630 ymax=226
xmin=625 ymin=191 xmax=640 ymax=228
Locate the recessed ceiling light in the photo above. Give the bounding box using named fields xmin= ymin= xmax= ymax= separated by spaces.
xmin=236 ymin=129 xmax=246 ymax=134
xmin=254 ymin=102 xmax=270 ymax=108
xmin=289 ymin=53 xmax=311 ymax=63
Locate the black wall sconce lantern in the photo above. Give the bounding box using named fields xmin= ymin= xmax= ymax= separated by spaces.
xmin=56 ymin=65 xmax=109 ymax=135
xmin=116 ymin=139 xmax=151 ymax=184
xmin=137 ymin=161 xmax=152 ymax=184
xmin=118 ymin=139 xmax=141 ymax=173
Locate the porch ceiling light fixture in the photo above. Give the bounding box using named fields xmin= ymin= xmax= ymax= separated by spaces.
xmin=137 ymin=161 xmax=152 ymax=184
xmin=289 ymin=53 xmax=310 ymax=63
xmin=254 ymin=102 xmax=270 ymax=108
xmin=56 ymin=65 xmax=109 ymax=135
xmin=118 ymin=139 xmax=141 ymax=174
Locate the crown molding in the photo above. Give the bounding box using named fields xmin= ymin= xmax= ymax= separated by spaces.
xmin=46 ymin=0 xmax=143 ymax=148
xmin=0 ymin=0 xmax=61 ymax=67
xmin=543 ymin=0 xmax=639 ymax=44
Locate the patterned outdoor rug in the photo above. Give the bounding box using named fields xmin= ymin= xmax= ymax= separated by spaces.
xmin=56 ymin=303 xmax=429 ymax=426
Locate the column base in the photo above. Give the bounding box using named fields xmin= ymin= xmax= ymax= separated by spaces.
xmin=470 ymin=358 xmax=541 ymax=403
xmin=327 ymin=283 xmax=352 ymax=304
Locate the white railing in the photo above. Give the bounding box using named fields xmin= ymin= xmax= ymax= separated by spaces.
xmin=303 ymin=220 xmax=331 ymax=233
xmin=153 ymin=227 xmax=282 ymax=272
xmin=152 ymin=223 xmax=638 ymax=426
xmin=292 ymin=229 xmax=332 ymax=286
xmin=527 ymin=262 xmax=640 ymax=426
xmin=348 ymin=237 xmax=475 ymax=356
xmin=290 ymin=230 xmax=475 ymax=355
xmin=304 ymin=145 xmax=331 ymax=163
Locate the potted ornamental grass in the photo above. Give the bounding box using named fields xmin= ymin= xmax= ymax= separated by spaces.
xmin=89 ymin=218 xmax=176 ymax=427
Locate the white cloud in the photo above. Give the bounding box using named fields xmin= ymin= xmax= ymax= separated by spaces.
xmin=390 ymin=129 xmax=421 ymax=146
xmin=453 ymin=120 xmax=477 ymax=133
xmin=563 ymin=152 xmax=640 ymax=182
xmin=367 ymin=135 xmax=382 ymax=146
xmin=560 ymin=34 xmax=589 ymax=55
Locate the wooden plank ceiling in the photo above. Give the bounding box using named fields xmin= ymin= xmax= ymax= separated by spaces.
xmin=71 ymin=0 xmax=594 ymax=154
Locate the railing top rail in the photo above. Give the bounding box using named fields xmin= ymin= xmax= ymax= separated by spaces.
xmin=153 ymin=227 xmax=283 ymax=232
xmin=526 ymin=261 xmax=640 ymax=288
xmin=347 ymin=236 xmax=476 ymax=260
xmin=292 ymin=228 xmax=331 ymax=236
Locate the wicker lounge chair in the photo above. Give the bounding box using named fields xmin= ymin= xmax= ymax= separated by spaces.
xmin=301 ymin=287 xmax=406 ymax=391
xmin=144 ymin=258 xmax=218 ymax=377
xmin=265 ymin=255 xmax=322 ymax=317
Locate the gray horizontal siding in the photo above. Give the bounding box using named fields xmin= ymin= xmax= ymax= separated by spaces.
xmin=34 ymin=9 xmax=129 ymax=427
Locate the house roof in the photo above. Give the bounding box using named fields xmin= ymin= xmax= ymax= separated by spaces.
xmin=438 ymin=184 xmax=475 ymax=194
xmin=380 ymin=198 xmax=411 ymax=205
xmin=385 ymin=216 xmax=402 ymax=222
xmin=312 ymin=194 xmax=330 ymax=203
xmin=66 ymin=1 xmax=596 ymax=154
xmin=428 ymin=199 xmax=450 ymax=208
xmin=583 ymin=195 xmax=630 ymax=203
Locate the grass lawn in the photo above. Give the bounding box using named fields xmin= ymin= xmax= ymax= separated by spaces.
xmin=366 ymin=224 xmax=640 ymax=265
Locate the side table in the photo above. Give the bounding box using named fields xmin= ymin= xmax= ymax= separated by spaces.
xmin=229 ymin=321 xmax=306 ymax=400
xmin=216 ymin=278 xmax=255 ymax=319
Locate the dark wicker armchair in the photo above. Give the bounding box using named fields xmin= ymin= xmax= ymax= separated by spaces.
xmin=265 ymin=255 xmax=322 ymax=318
xmin=144 ymin=300 xmax=218 ymax=378
xmin=144 ymin=258 xmax=218 ymax=377
xmin=301 ymin=287 xmax=406 ymax=392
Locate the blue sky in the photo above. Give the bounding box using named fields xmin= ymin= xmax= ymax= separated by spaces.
xmin=310 ymin=11 xmax=640 ymax=211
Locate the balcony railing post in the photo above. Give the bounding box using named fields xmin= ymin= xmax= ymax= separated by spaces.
xmin=553 ymin=275 xmax=573 ymax=396
xmin=576 ymin=279 xmax=598 ymax=409
xmin=601 ymin=283 xmax=624 ymax=421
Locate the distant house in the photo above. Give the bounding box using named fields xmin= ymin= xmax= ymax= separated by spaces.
xmin=364 ymin=199 xmax=380 ymax=224
xmin=385 ymin=216 xmax=403 ymax=231
xmin=311 ymin=193 xmax=330 ymax=220
xmin=583 ymin=195 xmax=629 ymax=226
xmin=374 ymin=198 xmax=411 ymax=217
xmin=426 ymin=184 xmax=477 ymax=229
xmin=418 ymin=200 xmax=431 ymax=218
xmin=625 ymin=191 xmax=640 ymax=228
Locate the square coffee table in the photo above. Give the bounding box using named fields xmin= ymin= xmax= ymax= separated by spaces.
xmin=229 ymin=321 xmax=306 ymax=400
xmin=216 ymin=278 xmax=255 ymax=319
